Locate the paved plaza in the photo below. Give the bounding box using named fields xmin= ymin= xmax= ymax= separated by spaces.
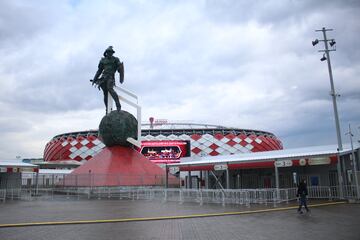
xmin=0 ymin=199 xmax=359 ymax=240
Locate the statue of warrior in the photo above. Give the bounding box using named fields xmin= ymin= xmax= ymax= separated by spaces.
xmin=91 ymin=46 xmax=124 ymax=112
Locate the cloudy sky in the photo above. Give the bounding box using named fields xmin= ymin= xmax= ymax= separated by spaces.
xmin=0 ymin=0 xmax=359 ymax=160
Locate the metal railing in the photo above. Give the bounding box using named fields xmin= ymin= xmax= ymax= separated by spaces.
xmin=0 ymin=189 xmax=5 ymax=202
xmin=2 ymin=185 xmax=357 ymax=206
xmin=20 ymin=173 xmax=179 ymax=188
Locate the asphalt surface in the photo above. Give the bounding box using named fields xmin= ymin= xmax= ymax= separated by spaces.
xmin=0 ymin=199 xmax=359 ymax=240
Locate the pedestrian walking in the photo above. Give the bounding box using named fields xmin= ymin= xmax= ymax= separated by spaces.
xmin=297 ymin=179 xmax=310 ymax=214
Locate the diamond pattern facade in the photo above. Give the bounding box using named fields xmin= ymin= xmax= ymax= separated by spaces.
xmin=44 ymin=134 xmax=105 ymax=162
xmin=44 ymin=128 xmax=283 ymax=162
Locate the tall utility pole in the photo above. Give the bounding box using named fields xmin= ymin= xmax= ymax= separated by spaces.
xmin=315 ymin=27 xmax=343 ymax=151
xmin=346 ymin=124 xmax=360 ymax=199
xmin=313 ymin=27 xmax=343 ymax=198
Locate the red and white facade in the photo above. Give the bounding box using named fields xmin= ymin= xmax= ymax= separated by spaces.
xmin=44 ymin=123 xmax=283 ymax=164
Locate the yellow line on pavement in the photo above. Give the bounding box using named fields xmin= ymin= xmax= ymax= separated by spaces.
xmin=0 ymin=201 xmax=347 ymax=228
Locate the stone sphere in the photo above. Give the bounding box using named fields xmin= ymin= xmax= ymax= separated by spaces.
xmin=99 ymin=110 xmax=138 ymax=147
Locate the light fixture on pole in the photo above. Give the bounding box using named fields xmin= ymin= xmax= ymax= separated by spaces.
xmin=320 ymin=53 xmax=327 ymax=61
xmin=329 ymin=39 xmax=336 ymax=47
xmin=313 ymin=27 xmax=344 ymax=198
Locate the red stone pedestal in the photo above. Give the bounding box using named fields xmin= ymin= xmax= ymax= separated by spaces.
xmin=67 ymin=146 xmax=174 ymax=186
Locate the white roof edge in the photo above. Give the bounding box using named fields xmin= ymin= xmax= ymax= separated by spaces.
xmin=0 ymin=161 xmax=38 ymax=168
xmin=39 ymin=169 xmax=73 ymax=174
xmin=168 ymin=144 xmax=359 ymax=167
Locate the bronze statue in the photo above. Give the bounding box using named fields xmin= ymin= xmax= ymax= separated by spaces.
xmin=91 ymin=46 xmax=124 ymax=112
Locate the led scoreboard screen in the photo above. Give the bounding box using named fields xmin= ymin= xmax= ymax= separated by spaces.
xmin=139 ymin=140 xmax=190 ymax=164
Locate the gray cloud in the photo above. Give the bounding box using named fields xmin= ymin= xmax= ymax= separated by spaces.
xmin=204 ymin=0 xmax=360 ymax=25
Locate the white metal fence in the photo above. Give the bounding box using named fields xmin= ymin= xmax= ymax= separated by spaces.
xmin=1 ymin=185 xmax=358 ymax=205
xmin=20 ymin=173 xmax=177 ymax=188
xmin=0 ymin=189 xmax=5 ymax=202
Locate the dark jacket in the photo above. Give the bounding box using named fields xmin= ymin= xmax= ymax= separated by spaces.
xmin=297 ymin=182 xmax=308 ymax=196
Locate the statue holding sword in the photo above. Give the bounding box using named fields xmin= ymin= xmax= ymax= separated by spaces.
xmin=90 ymin=46 xmax=124 ymax=112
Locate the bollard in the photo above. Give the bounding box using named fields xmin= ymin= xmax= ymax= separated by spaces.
xmin=179 ymin=189 xmax=183 ymax=204
xmin=273 ymin=190 xmax=277 ymax=207
xmin=286 ymin=190 xmax=289 ymax=204
xmin=245 ymin=191 xmax=250 ymax=208
xmin=97 ymin=188 xmax=101 ymax=200
xmin=35 ymin=172 xmax=39 ymax=196
xmin=222 ymin=191 xmax=225 ymax=207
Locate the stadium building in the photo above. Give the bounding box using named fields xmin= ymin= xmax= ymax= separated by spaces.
xmin=0 ymin=119 xmax=357 ymax=194
xmin=44 ymin=121 xmax=283 ymax=165
xmin=42 ymin=120 xmax=359 ymax=191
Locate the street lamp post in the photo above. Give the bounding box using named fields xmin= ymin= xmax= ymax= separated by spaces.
xmin=313 ymin=27 xmax=344 ymax=198
xmin=346 ymin=124 xmax=360 ymax=199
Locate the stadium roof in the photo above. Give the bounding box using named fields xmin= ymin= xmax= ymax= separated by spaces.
xmin=141 ymin=122 xmax=272 ymax=133
xmin=51 ymin=122 xmax=277 ymax=139
xmin=141 ymin=122 xmax=228 ymax=130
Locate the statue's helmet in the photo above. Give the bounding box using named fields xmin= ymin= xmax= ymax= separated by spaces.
xmin=103 ymin=46 xmax=115 ymax=56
